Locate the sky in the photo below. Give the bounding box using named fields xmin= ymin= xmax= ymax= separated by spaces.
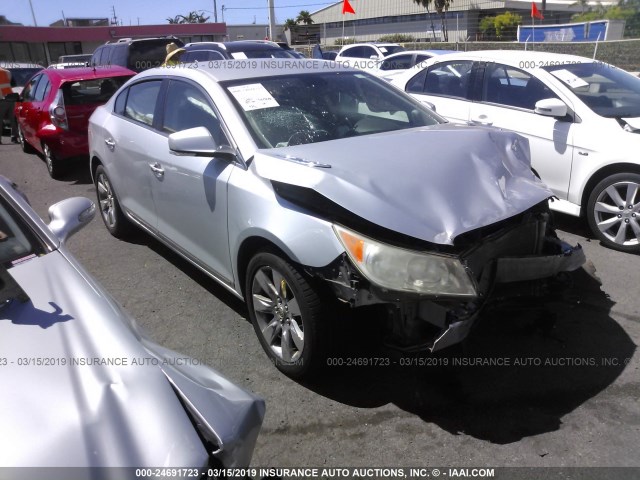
xmin=5 ymin=0 xmax=339 ymax=27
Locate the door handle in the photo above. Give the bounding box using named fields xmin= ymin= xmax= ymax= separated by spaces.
xmin=104 ymin=138 xmax=115 ymax=151
xmin=149 ymin=162 xmax=164 ymax=177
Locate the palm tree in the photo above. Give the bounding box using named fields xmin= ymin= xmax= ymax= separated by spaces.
xmin=283 ymin=18 xmax=297 ymax=31
xmin=166 ymin=11 xmax=210 ymax=24
xmin=296 ymin=10 xmax=314 ymax=25
xmin=413 ymin=0 xmax=453 ymax=41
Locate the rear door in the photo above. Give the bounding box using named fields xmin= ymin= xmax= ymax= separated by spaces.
xmin=21 ymin=74 xmax=50 ymax=147
xmin=102 ymin=79 xmax=164 ymax=228
xmin=15 ymin=74 xmax=41 ymax=141
xmin=404 ymin=59 xmax=474 ymax=122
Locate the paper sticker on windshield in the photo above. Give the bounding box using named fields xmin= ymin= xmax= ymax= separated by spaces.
xmin=379 ymin=47 xmax=388 ymax=53
xmin=231 ymin=52 xmax=248 ymax=59
xmin=228 ymin=83 xmax=280 ymax=111
xmin=551 ymin=69 xmax=589 ymax=89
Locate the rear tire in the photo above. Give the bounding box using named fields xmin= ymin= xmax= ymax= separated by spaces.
xmin=43 ymin=143 xmax=63 ymax=179
xmin=94 ymin=165 xmax=134 ymax=238
xmin=245 ymin=251 xmax=330 ymax=379
xmin=17 ymin=125 xmax=34 ymax=153
xmin=587 ymin=173 xmax=640 ymax=253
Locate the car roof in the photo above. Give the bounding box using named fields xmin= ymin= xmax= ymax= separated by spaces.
xmin=100 ymin=36 xmax=182 ymax=46
xmin=386 ymin=50 xmax=457 ymax=57
xmin=42 ymin=65 xmax=136 ymax=82
xmin=428 ymin=49 xmax=594 ymax=66
xmin=185 ymin=41 xmax=285 ymax=53
xmin=137 ymin=59 xmax=355 ymax=83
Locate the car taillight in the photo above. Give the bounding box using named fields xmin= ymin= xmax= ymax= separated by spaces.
xmin=49 ymin=90 xmax=68 ymax=130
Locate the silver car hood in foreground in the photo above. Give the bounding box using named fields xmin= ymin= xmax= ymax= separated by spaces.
xmin=254 ymin=125 xmax=553 ymax=245
xmin=0 ymin=250 xmax=263 ymax=469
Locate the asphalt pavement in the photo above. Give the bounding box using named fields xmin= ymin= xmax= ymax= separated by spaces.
xmin=0 ymin=140 xmax=638 ymax=474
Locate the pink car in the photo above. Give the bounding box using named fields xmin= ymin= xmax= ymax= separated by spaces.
xmin=15 ymin=66 xmax=134 ymax=178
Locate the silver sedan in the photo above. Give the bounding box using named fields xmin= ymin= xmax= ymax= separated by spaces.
xmin=0 ymin=176 xmax=264 ymax=471
xmin=89 ymin=60 xmax=585 ymax=379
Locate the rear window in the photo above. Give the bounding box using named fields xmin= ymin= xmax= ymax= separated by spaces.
xmin=62 ymin=76 xmax=131 ymax=105
xmin=128 ymin=40 xmax=181 ymax=71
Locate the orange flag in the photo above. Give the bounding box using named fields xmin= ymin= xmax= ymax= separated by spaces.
xmin=342 ymin=0 xmax=355 ymax=14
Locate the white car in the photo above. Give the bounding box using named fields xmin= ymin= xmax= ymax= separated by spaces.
xmin=392 ymin=50 xmax=640 ymax=253
xmin=334 ymin=42 xmax=405 ymax=72
xmin=372 ymin=50 xmax=458 ymax=80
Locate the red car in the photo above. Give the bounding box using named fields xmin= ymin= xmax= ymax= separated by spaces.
xmin=15 ymin=66 xmax=135 ymax=178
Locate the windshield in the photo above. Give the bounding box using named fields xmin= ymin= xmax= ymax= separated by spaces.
xmin=543 ymin=62 xmax=640 ymax=118
xmin=380 ymin=46 xmax=405 ymax=57
xmin=224 ymin=71 xmax=442 ymax=149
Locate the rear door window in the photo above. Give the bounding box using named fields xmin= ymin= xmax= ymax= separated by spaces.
xmin=422 ymin=60 xmax=473 ymax=99
xmin=32 ymin=74 xmax=51 ymax=101
xmin=21 ymin=74 xmax=41 ymax=101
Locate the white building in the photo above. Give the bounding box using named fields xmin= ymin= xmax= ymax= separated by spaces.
xmin=311 ymin=0 xmax=600 ymax=44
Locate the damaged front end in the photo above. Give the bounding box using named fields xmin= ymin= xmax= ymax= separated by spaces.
xmin=309 ymin=202 xmax=585 ymax=353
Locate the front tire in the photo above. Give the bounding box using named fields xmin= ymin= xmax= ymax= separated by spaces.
xmin=587 ymin=172 xmax=640 ymax=253
xmin=94 ymin=165 xmax=133 ymax=238
xmin=245 ymin=251 xmax=328 ymax=379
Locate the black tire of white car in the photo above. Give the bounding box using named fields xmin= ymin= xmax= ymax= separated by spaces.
xmin=94 ymin=165 xmax=133 ymax=239
xmin=587 ymin=172 xmax=640 ymax=253
xmin=18 ymin=126 xmax=34 ymax=154
xmin=245 ymin=251 xmax=328 ymax=379
xmin=43 ymin=143 xmax=62 ymax=179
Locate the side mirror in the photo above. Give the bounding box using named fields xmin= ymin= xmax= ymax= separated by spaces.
xmin=168 ymin=126 xmax=237 ymax=161
xmin=535 ymin=98 xmax=568 ymax=118
xmin=47 ymin=197 xmax=95 ymax=244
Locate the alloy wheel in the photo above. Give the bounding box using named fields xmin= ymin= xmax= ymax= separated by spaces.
xmin=96 ymin=172 xmax=117 ymax=229
xmin=593 ymin=180 xmax=640 ymax=247
xmin=251 ymin=266 xmax=305 ymax=363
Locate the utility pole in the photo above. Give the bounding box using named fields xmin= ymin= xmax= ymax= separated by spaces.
xmin=213 ymin=0 xmax=218 ymax=22
xmin=111 ymin=5 xmax=119 ymax=26
xmin=267 ymin=0 xmax=276 ymax=41
xmin=28 ymin=0 xmax=38 ymax=26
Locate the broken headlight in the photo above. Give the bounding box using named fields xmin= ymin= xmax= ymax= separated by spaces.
xmin=333 ymin=225 xmax=477 ymax=297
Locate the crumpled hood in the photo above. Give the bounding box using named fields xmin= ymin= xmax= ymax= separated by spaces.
xmin=0 ymin=251 xmax=262 ymax=469
xmin=253 ymin=125 xmax=553 ymax=245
